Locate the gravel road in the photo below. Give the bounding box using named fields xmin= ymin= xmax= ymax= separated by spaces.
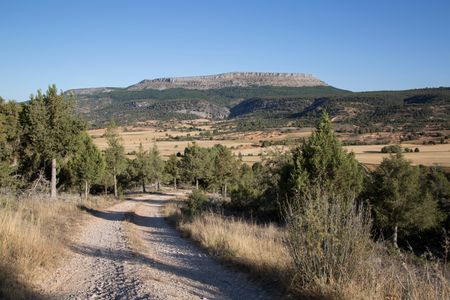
xmin=40 ymin=192 xmax=268 ymax=300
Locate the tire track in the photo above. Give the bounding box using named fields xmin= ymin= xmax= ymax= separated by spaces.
xmin=39 ymin=193 xmax=268 ymax=300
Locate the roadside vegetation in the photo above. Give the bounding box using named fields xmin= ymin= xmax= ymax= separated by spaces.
xmin=166 ymin=113 xmax=450 ymax=299
xmin=0 ymin=194 xmax=117 ymax=299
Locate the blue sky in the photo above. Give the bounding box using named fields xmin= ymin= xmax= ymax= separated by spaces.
xmin=1 ymin=0 xmax=449 ymax=100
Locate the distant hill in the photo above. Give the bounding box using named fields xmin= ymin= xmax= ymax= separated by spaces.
xmin=65 ymin=73 xmax=450 ymax=130
xmin=125 ymin=72 xmax=327 ymax=90
xmin=232 ymin=88 xmax=450 ymax=130
xmin=67 ymin=72 xmax=345 ymax=126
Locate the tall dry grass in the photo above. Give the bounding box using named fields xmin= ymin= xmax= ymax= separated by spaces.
xmin=165 ymin=202 xmax=291 ymax=293
xmin=0 ymin=194 xmax=117 ymax=299
xmin=166 ymin=198 xmax=450 ymax=299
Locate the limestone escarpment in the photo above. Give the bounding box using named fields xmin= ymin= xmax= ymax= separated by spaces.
xmin=127 ymin=72 xmax=327 ymax=90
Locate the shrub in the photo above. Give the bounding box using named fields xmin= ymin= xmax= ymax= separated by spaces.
xmin=186 ymin=190 xmax=208 ymax=216
xmin=285 ymin=187 xmax=373 ymax=297
xmin=414 ymin=147 xmax=420 ymax=152
xmin=381 ymin=144 xmax=402 ymax=153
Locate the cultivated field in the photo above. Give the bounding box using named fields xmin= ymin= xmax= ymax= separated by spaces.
xmin=348 ymin=143 xmax=450 ymax=168
xmin=89 ymin=121 xmax=450 ymax=168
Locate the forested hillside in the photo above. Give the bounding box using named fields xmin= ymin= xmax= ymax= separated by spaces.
xmin=71 ymin=85 xmax=346 ymax=126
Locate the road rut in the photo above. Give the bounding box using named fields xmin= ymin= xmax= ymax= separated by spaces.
xmin=40 ymin=193 xmax=268 ymax=300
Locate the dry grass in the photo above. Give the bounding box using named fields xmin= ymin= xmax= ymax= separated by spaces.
xmin=0 ymin=194 xmax=118 ymax=299
xmin=164 ymin=202 xmax=291 ymax=292
xmin=123 ymin=208 xmax=146 ymax=257
xmin=165 ymin=200 xmax=450 ymax=299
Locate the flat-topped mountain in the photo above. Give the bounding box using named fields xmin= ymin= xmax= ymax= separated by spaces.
xmin=64 ymin=73 xmax=450 ymax=129
xmin=127 ymin=72 xmax=327 ymax=91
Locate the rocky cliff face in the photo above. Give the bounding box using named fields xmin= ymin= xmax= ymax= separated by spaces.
xmin=127 ymin=72 xmax=327 ymax=91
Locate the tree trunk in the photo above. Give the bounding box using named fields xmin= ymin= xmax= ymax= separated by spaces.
xmin=174 ymin=177 xmax=177 ymax=190
xmin=224 ymin=183 xmax=227 ymax=198
xmin=85 ymin=180 xmax=89 ymax=201
xmin=104 ymin=183 xmax=108 ymax=196
xmin=393 ymin=225 xmax=398 ymax=248
xmin=113 ymin=166 xmax=118 ymax=198
xmin=142 ymin=178 xmax=146 ymax=193
xmin=51 ymin=158 xmax=57 ymax=199
xmin=195 ymin=178 xmax=199 ymax=190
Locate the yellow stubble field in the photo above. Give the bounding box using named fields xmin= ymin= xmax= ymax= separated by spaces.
xmin=89 ymin=127 xmax=450 ymax=168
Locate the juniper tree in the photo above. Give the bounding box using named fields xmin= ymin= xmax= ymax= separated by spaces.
xmin=287 ymin=112 xmax=363 ymax=206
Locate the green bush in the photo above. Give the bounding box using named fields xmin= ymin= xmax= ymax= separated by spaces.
xmin=186 ymin=190 xmax=208 ymax=216
xmin=381 ymin=145 xmax=402 ymax=153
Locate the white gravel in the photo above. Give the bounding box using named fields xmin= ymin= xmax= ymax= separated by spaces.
xmin=39 ymin=193 xmax=269 ymax=300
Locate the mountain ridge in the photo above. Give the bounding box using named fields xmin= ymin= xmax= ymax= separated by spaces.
xmin=66 ymin=72 xmax=327 ymax=94
xmin=127 ymin=72 xmax=327 ymax=90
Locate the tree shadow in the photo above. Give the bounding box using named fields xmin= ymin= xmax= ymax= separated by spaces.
xmin=77 ymin=205 xmax=127 ymax=221
xmin=68 ymin=242 xmax=228 ymax=298
xmin=0 ymin=262 xmax=49 ymax=300
xmin=75 ymin=194 xmax=270 ymax=298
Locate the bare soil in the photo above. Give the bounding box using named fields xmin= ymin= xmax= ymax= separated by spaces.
xmin=38 ymin=192 xmax=268 ymax=300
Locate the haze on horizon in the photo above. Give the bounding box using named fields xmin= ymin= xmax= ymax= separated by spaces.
xmin=1 ymin=0 xmax=450 ymax=101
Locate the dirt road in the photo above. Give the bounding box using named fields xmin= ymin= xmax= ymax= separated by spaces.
xmin=39 ymin=193 xmax=268 ymax=299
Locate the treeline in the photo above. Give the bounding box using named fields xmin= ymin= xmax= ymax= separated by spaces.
xmin=0 ymin=86 xmax=257 ymax=200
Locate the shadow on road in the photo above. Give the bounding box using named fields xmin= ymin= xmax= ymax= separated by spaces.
xmin=69 ymin=201 xmax=230 ymax=297
xmin=72 ymin=193 xmax=268 ymax=298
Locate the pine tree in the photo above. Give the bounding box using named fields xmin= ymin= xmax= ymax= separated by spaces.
xmin=210 ymin=144 xmax=239 ymax=197
xmin=69 ymin=133 xmax=105 ymax=200
xmin=148 ymin=143 xmax=164 ymax=190
xmin=104 ymin=122 xmax=126 ymax=198
xmin=181 ymin=143 xmax=208 ymax=189
xmin=19 ymin=86 xmax=84 ymax=198
xmin=368 ymin=153 xmax=443 ymax=247
xmin=0 ymin=98 xmax=18 ymax=189
xmin=134 ymin=143 xmax=151 ymax=192
xmin=165 ymin=154 xmax=180 ymax=189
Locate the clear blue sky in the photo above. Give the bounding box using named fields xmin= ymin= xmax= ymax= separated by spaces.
xmin=1 ymin=0 xmax=449 ymax=101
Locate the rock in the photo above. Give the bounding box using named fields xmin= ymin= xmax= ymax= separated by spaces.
xmin=127 ymin=72 xmax=327 ymax=91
